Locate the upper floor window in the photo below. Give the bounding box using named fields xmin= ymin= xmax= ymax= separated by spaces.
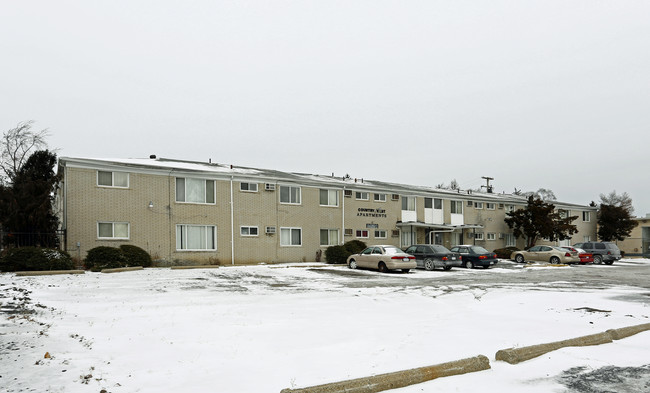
xmin=583 ymin=211 xmax=591 ymax=222
xmin=98 ymin=222 xmax=129 ymax=239
xmin=474 ymin=202 xmax=484 ymax=209
xmin=240 ymin=182 xmax=258 ymax=192
xmin=98 ymin=171 xmax=129 ymax=188
xmin=425 ymin=198 xmax=442 ymax=209
xmin=280 ymin=185 xmax=301 ymax=204
xmin=240 ymin=226 xmax=259 ymax=236
xmin=558 ymin=209 xmax=569 ymax=219
xmin=374 ymin=193 xmax=386 ymax=202
xmin=402 ymin=196 xmax=415 ymax=211
xmin=486 ymin=203 xmax=496 ymax=210
xmin=451 ymin=200 xmax=463 ymax=214
xmin=507 ymin=205 xmax=515 ymax=212
xmin=355 ymin=191 xmax=369 ymax=200
xmin=176 ymin=178 xmax=215 ymax=204
xmin=319 ymin=189 xmax=339 ymax=207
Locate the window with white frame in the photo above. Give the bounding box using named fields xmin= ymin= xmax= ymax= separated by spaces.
xmin=505 ymin=233 xmax=516 ymax=247
xmin=355 ymin=191 xmax=369 ymax=200
xmin=486 ymin=203 xmax=496 ymax=210
xmin=356 ymin=230 xmax=369 ymax=238
xmin=176 ymin=178 xmax=215 ymax=204
xmin=240 ymin=182 xmax=258 ymax=192
xmin=374 ymin=193 xmax=386 ymax=202
xmin=279 ymin=185 xmax=301 ymax=204
xmin=240 ymin=226 xmax=259 ymax=236
xmin=474 ymin=232 xmax=484 ymax=240
xmin=98 ymin=222 xmax=129 ymax=239
xmin=474 ymin=202 xmax=484 ymax=209
xmin=582 ymin=211 xmax=591 ymax=222
xmin=558 ymin=209 xmax=568 ymax=219
xmin=280 ymin=227 xmax=302 ymax=246
xmin=375 ymin=230 xmax=387 ymax=238
xmin=97 ymin=171 xmax=129 ymax=188
xmin=320 ymin=229 xmax=339 ymax=246
xmin=401 ymin=196 xmax=415 ymax=211
xmin=507 ymin=205 xmax=515 ymax=212
xmin=176 ymin=224 xmax=216 ymax=250
xmin=487 ymin=233 xmax=496 ymax=241
xmin=319 ymin=189 xmax=339 ymax=207
xmin=451 ymin=200 xmax=463 ymax=214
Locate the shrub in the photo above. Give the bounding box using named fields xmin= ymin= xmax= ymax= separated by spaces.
xmin=0 ymin=247 xmax=75 ymax=272
xmin=84 ymin=246 xmax=126 ymax=271
xmin=325 ymin=245 xmax=348 ymax=264
xmin=493 ymin=246 xmax=520 ymax=259
xmin=119 ymin=245 xmax=152 ymax=267
xmin=343 ymin=240 xmax=367 ymax=255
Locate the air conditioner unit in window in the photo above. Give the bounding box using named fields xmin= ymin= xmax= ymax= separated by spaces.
xmin=391 ymin=194 xmax=399 ymax=201
xmin=264 ymin=183 xmax=276 ymax=191
xmin=391 ymin=230 xmax=400 ymax=237
xmin=344 ymin=228 xmax=353 ymax=236
xmin=498 ymin=203 xmax=505 ymax=209
xmin=265 ymin=226 xmax=276 ymax=234
xmin=499 ymin=233 xmax=505 ymax=239
xmin=467 ymin=201 xmax=473 ymax=206
xmin=344 ymin=190 xmax=352 ymax=198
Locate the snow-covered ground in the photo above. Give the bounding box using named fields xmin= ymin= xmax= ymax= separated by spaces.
xmin=1 ymin=260 xmax=649 ymax=393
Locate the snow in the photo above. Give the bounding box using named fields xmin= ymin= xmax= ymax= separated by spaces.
xmin=1 ymin=260 xmax=649 ymax=393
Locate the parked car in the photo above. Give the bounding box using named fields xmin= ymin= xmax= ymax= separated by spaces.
xmin=510 ymin=245 xmax=580 ymax=264
xmin=347 ymin=245 xmax=416 ymax=273
xmin=403 ymin=244 xmax=462 ymax=271
xmin=449 ymin=245 xmax=498 ymax=269
xmin=493 ymin=246 xmax=520 ymax=259
xmin=560 ymin=246 xmax=594 ymax=264
xmin=572 ymin=242 xmax=621 ymax=265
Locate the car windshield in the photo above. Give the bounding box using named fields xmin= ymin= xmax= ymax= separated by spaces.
xmin=431 ymin=245 xmax=450 ymax=253
xmin=383 ymin=246 xmax=402 ymax=255
xmin=470 ymin=246 xmax=489 ymax=253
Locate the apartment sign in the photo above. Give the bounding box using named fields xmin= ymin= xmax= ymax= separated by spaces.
xmin=357 ymin=207 xmax=387 ymax=218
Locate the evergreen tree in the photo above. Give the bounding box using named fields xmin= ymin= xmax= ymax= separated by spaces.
xmin=597 ymin=190 xmax=637 ymax=241
xmin=504 ymin=196 xmax=578 ymax=249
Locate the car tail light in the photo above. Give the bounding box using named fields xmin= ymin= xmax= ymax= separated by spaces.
xmin=391 ymin=256 xmax=415 ymax=260
xmin=607 ymin=251 xmax=612 ymax=255
xmin=442 ymin=256 xmax=448 ymax=261
xmin=565 ymin=252 xmax=571 ymax=257
xmin=479 ymin=255 xmax=487 ymax=259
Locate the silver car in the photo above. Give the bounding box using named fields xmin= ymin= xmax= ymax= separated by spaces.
xmin=511 ymin=245 xmax=580 ymax=264
xmin=347 ymin=245 xmax=416 ymax=273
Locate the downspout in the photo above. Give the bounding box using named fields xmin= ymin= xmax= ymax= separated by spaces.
xmin=230 ymin=175 xmax=235 ymax=265
xmin=341 ymin=186 xmax=345 ymax=245
xmin=63 ymin=163 xmax=68 ymax=251
xmin=168 ymin=169 xmax=175 ymax=262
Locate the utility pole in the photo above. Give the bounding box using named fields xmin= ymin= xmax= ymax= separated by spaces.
xmin=481 ymin=176 xmax=494 ymax=193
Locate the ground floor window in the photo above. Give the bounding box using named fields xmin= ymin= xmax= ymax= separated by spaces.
xmin=505 ymin=233 xmax=516 ymax=247
xmin=281 ymin=227 xmax=302 ymax=246
xmin=374 ymin=230 xmax=387 ymax=239
xmin=474 ymin=233 xmax=484 ymax=241
xmin=320 ymin=229 xmax=339 ymax=246
xmin=356 ymin=230 xmax=369 ymax=238
xmin=176 ymin=224 xmax=216 ymax=251
xmin=487 ymin=233 xmax=496 ymax=241
xmin=98 ymin=222 xmax=129 ymax=239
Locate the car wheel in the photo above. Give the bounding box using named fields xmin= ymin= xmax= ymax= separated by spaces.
xmin=443 ymin=266 xmax=452 ymax=271
xmin=593 ymin=255 xmax=603 ymax=264
xmin=348 ymin=259 xmax=357 ymax=269
xmin=424 ymin=258 xmax=435 ymax=271
xmin=402 ymin=269 xmax=410 ymax=273
xmin=550 ymin=256 xmax=560 ymax=264
xmin=378 ymin=262 xmax=388 ymax=273
xmin=515 ymin=254 xmax=525 ymax=263
xmin=464 ymin=260 xmax=473 ymax=269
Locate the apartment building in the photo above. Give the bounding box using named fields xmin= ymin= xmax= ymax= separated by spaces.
xmin=57 ymin=156 xmax=597 ymax=265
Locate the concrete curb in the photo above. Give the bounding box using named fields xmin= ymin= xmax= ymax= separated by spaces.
xmin=15 ymin=270 xmax=85 ymax=276
xmin=496 ymin=322 xmax=650 ymax=364
xmin=170 ymin=265 xmax=220 ymax=270
xmin=279 ymin=355 xmax=490 ymax=393
xmin=100 ymin=266 xmax=144 ymax=273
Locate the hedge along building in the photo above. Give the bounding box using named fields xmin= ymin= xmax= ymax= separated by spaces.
xmin=56 ymin=156 xmax=597 ymax=265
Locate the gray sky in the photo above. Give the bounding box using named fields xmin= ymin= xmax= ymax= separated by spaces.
xmin=2 ymin=1 xmax=649 ymax=215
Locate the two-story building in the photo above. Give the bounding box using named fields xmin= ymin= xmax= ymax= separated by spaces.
xmin=56 ymin=156 xmax=597 ymax=265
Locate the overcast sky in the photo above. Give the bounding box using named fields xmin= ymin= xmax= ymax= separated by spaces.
xmin=2 ymin=1 xmax=649 ymax=215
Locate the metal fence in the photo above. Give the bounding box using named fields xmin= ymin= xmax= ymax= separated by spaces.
xmin=0 ymin=230 xmax=66 ymax=251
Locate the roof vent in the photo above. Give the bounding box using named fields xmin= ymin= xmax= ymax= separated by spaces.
xmin=149 ymin=155 xmax=157 ymax=159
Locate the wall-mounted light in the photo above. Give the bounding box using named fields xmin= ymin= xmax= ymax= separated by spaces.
xmin=148 ymin=201 xmax=154 ymax=208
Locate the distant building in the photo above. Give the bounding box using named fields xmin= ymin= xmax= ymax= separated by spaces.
xmin=56 ymin=156 xmax=597 ymax=265
xmin=612 ymin=215 xmax=650 ymax=257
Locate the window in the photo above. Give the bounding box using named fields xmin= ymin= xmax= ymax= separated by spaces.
xmin=507 ymin=205 xmax=515 ymax=212
xmin=451 ymin=200 xmax=463 ymax=214
xmin=558 ymin=209 xmax=568 ymax=219
xmin=320 ymin=229 xmax=339 ymax=246
xmin=356 ymin=230 xmax=369 ymax=238
xmin=391 ymin=194 xmax=399 ymax=201
xmin=486 ymin=203 xmax=496 ymax=210
xmin=391 ymin=230 xmax=400 ymax=237
xmin=97 ymin=171 xmax=129 ymax=188
xmin=401 ymin=196 xmax=415 ymax=211
xmin=425 ymin=198 xmax=442 ymax=209
xmin=98 ymin=222 xmax=129 ymax=239
xmin=375 ymin=230 xmax=387 ymax=239
xmin=486 ymin=233 xmax=496 ymax=241
xmin=583 ymin=235 xmax=591 ymax=242
xmin=176 ymin=178 xmax=215 ymax=204
xmin=280 ymin=227 xmax=302 ymax=246
xmin=176 ymin=224 xmax=216 ymax=250
xmin=474 ymin=232 xmax=484 ymax=240
xmin=425 ymin=198 xmax=432 ymax=208
xmin=374 ymin=193 xmax=386 ymax=202
xmin=583 ymin=211 xmax=591 ymax=222
xmin=240 ymin=182 xmax=258 ymax=192
xmin=505 ymin=233 xmax=516 ymax=247
xmin=344 ymin=190 xmax=352 ymax=198
xmin=355 ymin=191 xmax=369 ymax=200
xmin=474 ymin=202 xmax=483 ymax=209
xmin=280 ymin=185 xmax=301 ymax=204
xmin=344 ymin=228 xmax=353 ymax=236
xmin=319 ymin=189 xmax=339 ymax=207
xmin=240 ymin=226 xmax=258 ymax=236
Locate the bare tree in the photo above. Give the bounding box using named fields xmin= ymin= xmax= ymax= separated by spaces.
xmin=599 ymin=190 xmax=634 ymax=214
xmin=1 ymin=121 xmax=49 ymax=184
xmin=523 ymin=188 xmax=557 ymax=201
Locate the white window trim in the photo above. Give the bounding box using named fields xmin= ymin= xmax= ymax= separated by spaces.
xmin=279 ymin=185 xmax=302 ymax=205
xmin=474 ymin=233 xmax=484 ymax=241
xmin=176 ymin=224 xmax=217 ymax=251
xmin=374 ymin=193 xmax=386 ymax=202
xmin=583 ymin=211 xmax=591 ymax=222
xmin=355 ymin=230 xmax=369 ymax=239
xmin=486 ymin=203 xmax=496 ymax=210
xmin=451 ymin=200 xmax=463 ymax=214
xmin=240 ymin=226 xmax=259 ymax=237
xmin=175 ymin=177 xmax=216 ymax=205
xmin=319 ymin=189 xmax=339 ymax=207
xmin=97 ymin=171 xmax=129 ymax=188
xmin=402 ymin=196 xmax=416 ymax=211
xmin=374 ymin=230 xmax=387 ymax=239
xmin=474 ymin=202 xmax=483 ymax=209
xmin=97 ymin=222 xmax=130 ymax=240
xmin=280 ymin=227 xmax=302 ymax=247
xmin=487 ymin=233 xmax=496 ymax=241
xmin=355 ymin=191 xmax=369 ymax=201
xmin=320 ymin=229 xmax=339 ymax=246
xmin=240 ymin=182 xmax=258 ymax=192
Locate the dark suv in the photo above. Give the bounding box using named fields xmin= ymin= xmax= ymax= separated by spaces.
xmin=572 ymin=242 xmax=622 ymax=265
